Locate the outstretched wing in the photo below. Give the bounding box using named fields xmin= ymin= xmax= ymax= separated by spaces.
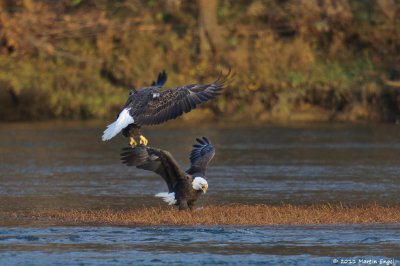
xmin=121 ymin=145 xmax=186 ymax=192
xmin=133 ymin=72 xmax=230 ymax=126
xmin=186 ymin=137 xmax=215 ymax=176
xmin=151 ymin=70 xmax=168 ymax=87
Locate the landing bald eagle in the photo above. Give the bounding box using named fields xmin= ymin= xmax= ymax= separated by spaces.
xmin=102 ymin=71 xmax=229 ymax=147
xmin=120 ymin=137 xmax=215 ymax=210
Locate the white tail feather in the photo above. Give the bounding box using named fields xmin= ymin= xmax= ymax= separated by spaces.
xmin=102 ymin=108 xmax=134 ymax=141
xmin=155 ymin=192 xmax=177 ymax=205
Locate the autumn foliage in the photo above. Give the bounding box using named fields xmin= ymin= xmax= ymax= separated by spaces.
xmin=1 ymin=0 xmax=400 ymax=122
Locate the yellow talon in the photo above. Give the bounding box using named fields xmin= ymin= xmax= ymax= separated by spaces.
xmin=130 ymin=137 xmax=137 ymax=147
xmin=139 ymin=135 xmax=149 ymax=146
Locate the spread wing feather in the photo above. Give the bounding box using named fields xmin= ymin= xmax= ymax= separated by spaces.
xmin=121 ymin=145 xmax=186 ymax=192
xmin=186 ymin=137 xmax=215 ymax=176
xmin=151 ymin=70 xmax=168 ymax=87
xmin=134 ymin=72 xmax=229 ymax=126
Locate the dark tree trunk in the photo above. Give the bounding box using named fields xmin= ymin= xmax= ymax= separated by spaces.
xmin=197 ymin=0 xmax=225 ymax=59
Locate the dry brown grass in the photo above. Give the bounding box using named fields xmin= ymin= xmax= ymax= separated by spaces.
xmin=14 ymin=204 xmax=400 ymax=226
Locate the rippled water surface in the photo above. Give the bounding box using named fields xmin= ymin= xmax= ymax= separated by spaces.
xmin=0 ymin=225 xmax=399 ymax=265
xmin=0 ymin=121 xmax=399 ymax=265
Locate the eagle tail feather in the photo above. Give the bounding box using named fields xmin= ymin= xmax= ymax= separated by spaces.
xmin=155 ymin=192 xmax=177 ymax=205
xmin=102 ymin=108 xmax=134 ymax=141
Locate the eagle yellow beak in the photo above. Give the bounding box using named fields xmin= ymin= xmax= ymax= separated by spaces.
xmin=201 ymin=184 xmax=208 ymax=194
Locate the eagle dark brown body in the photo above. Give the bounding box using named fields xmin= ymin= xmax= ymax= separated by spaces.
xmin=102 ymin=71 xmax=230 ymax=147
xmin=121 ymin=137 xmax=215 ymax=210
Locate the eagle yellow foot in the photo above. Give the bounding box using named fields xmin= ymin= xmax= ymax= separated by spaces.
xmin=139 ymin=135 xmax=149 ymax=146
xmin=130 ymin=137 xmax=137 ymax=148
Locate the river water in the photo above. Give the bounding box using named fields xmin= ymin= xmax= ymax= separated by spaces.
xmin=0 ymin=121 xmax=399 ymax=265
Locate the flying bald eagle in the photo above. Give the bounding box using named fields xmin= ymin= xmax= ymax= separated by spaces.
xmin=102 ymin=71 xmax=229 ymax=147
xmin=120 ymin=137 xmax=215 ymax=210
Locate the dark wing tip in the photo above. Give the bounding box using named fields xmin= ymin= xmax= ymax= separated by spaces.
xmin=188 ymin=136 xmax=215 ymax=175
xmin=195 ymin=68 xmax=233 ymax=99
xmin=213 ymin=67 xmax=234 ymax=89
xmin=194 ymin=137 xmax=210 ymax=145
xmin=195 ymin=137 xmax=205 ymax=145
xmin=190 ymin=136 xmax=214 ymax=164
xmin=120 ymin=145 xmax=149 ymax=166
xmin=151 ymin=70 xmax=168 ymax=87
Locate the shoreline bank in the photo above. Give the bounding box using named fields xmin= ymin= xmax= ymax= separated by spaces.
xmin=6 ymin=204 xmax=400 ymax=226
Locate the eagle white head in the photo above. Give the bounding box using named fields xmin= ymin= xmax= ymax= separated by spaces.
xmin=192 ymin=177 xmax=208 ymax=193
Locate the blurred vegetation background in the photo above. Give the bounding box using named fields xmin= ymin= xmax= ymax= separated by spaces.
xmin=0 ymin=0 xmax=400 ymax=122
